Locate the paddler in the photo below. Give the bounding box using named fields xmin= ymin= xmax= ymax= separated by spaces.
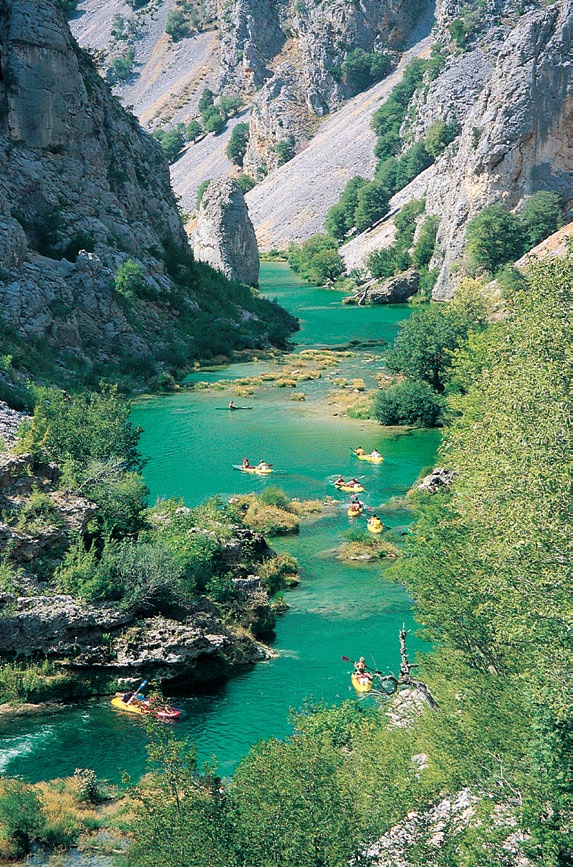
xmin=242 ymin=457 xmax=250 ymax=468
xmin=354 ymin=657 xmax=372 ymax=680
xmin=229 ymin=400 xmax=238 ymax=409
xmin=354 ymin=447 xmax=365 ymax=456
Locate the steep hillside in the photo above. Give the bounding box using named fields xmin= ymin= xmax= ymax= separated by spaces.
xmin=0 ymin=0 xmax=296 ymax=393
xmin=245 ymin=33 xmax=434 ymax=250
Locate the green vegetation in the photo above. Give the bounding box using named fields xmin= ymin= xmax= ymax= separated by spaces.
xmin=272 ymin=135 xmax=296 ymax=166
xmin=123 ymin=255 xmax=572 ymax=867
xmin=109 ymin=47 xmax=135 ymax=82
xmin=465 ymin=192 xmax=563 ymax=276
xmin=152 ymin=126 xmax=186 ymax=163
xmin=373 ymin=379 xmax=443 ymax=426
xmin=226 ymin=123 xmax=250 ymax=165
xmin=325 ymin=176 xmax=368 ymax=242
xmin=195 ymin=178 xmax=211 ymax=208
xmin=341 ymin=49 xmax=392 ymax=93
xmin=236 ymin=173 xmax=256 ymax=194
xmin=287 ymin=235 xmax=345 ymax=286
xmin=165 ymin=1 xmax=202 ymax=41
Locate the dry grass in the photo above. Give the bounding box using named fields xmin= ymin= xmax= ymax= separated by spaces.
xmin=338 ymin=538 xmax=399 ymax=561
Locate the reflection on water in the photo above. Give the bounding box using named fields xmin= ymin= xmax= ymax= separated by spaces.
xmin=0 ymin=263 xmax=439 ymax=783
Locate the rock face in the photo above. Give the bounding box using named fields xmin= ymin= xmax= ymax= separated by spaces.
xmin=369 ymin=269 xmax=420 ymax=304
xmin=194 ymin=178 xmax=260 ymax=285
xmin=417 ymin=467 xmax=456 ymax=494
xmin=221 ymin=0 xmax=430 ymax=172
xmin=0 ymin=0 xmax=188 ymax=369
xmin=423 ymin=0 xmax=573 ymax=298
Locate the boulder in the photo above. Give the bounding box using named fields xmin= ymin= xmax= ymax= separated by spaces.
xmin=417 ymin=467 xmax=456 ymax=494
xmin=194 ymin=178 xmax=260 ymax=286
xmin=369 ymin=269 xmax=420 ymax=303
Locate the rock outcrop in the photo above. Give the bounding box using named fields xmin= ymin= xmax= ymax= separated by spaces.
xmin=194 ymin=178 xmax=260 ymax=285
xmin=417 ymin=467 xmax=456 ymax=494
xmin=423 ymin=0 xmax=573 ymax=297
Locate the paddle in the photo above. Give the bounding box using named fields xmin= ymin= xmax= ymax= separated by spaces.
xmin=126 ymin=679 xmax=148 ymax=706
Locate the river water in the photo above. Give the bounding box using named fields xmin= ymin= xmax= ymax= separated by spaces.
xmin=0 ymin=263 xmax=439 ymax=783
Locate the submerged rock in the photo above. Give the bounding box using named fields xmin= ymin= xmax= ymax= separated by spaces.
xmin=194 ymin=178 xmax=260 ymax=286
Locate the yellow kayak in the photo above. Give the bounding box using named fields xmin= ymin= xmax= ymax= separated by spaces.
xmin=367 ymin=519 xmax=383 ymax=534
xmin=348 ymin=505 xmax=363 ymax=517
xmin=336 ymin=483 xmax=365 ymax=493
xmin=351 ymin=673 xmax=373 ymax=693
xmin=111 ymin=695 xmax=182 ymax=720
xmin=233 ymin=464 xmax=273 ymax=475
xmin=353 ymin=450 xmax=384 ymax=463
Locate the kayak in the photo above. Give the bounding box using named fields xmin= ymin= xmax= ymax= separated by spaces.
xmin=353 ymin=451 xmax=384 ymax=463
xmin=351 ymin=673 xmax=373 ymax=693
xmin=367 ymin=520 xmax=383 ymax=534
xmin=216 ymin=406 xmax=253 ymax=411
xmin=348 ymin=505 xmax=363 ymax=517
xmin=233 ymin=464 xmax=273 ymax=475
xmin=336 ymin=483 xmax=365 ymax=493
xmin=111 ymin=695 xmax=182 ymax=721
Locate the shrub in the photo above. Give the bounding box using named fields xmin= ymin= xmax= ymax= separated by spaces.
xmin=226 ymin=122 xmax=250 ymax=165
xmin=185 ymin=119 xmax=203 ymax=141
xmin=205 ymin=573 xmax=237 ymax=603
xmin=373 ymin=380 xmax=443 ymax=426
xmin=109 ymin=46 xmax=135 ymax=81
xmin=287 ymin=235 xmax=345 ymax=285
xmin=464 ymin=204 xmax=524 ymax=275
xmin=354 ymin=180 xmax=390 ymax=232
xmin=0 ymin=779 xmax=44 ymax=859
xmin=520 ymin=190 xmax=562 ymax=249
xmin=342 ymin=49 xmax=392 ymax=93
xmin=273 ymin=135 xmax=296 ymax=166
xmin=73 ymin=769 xmax=100 ymax=804
xmin=258 ymin=552 xmax=298 ymax=594
xmin=114 ymin=258 xmax=151 ymax=299
xmin=153 ymin=126 xmax=185 ymax=163
xmin=196 ymin=179 xmax=211 ymax=209
xmin=236 ymin=174 xmax=256 ymax=194
xmin=258 ymin=486 xmax=291 ymax=510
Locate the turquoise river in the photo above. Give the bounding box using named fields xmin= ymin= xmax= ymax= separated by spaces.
xmin=0 ymin=263 xmax=440 ymax=783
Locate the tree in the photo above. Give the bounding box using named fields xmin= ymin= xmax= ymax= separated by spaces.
xmin=354 ymin=181 xmax=390 ymax=232
xmin=273 ymin=135 xmax=296 ymax=166
xmin=287 ymin=235 xmax=345 ymax=285
xmin=218 ymin=94 xmax=242 ymax=119
xmin=385 ymin=305 xmax=478 ymax=393
xmin=325 ymin=176 xmax=367 ymax=242
xmin=424 ymin=119 xmax=459 ymax=158
xmin=226 ymin=122 xmax=250 ymax=165
xmin=412 ymin=215 xmax=439 ymax=269
xmin=127 ymin=722 xmax=232 ymax=867
xmin=520 ymin=190 xmax=562 ymax=249
xmin=185 ymin=119 xmax=203 ymax=142
xmin=464 ymin=203 xmax=524 ymax=275
xmin=152 ymin=127 xmax=185 ymax=163
xmin=373 ymin=380 xmax=443 ymax=426
xmin=201 ymin=105 xmax=225 ymax=134
xmin=236 ymin=173 xmax=255 ymax=194
xmin=198 ymin=88 xmax=214 ymax=113
xmin=342 ymin=49 xmax=391 ymax=93
xmin=18 ymin=384 xmax=143 ymax=471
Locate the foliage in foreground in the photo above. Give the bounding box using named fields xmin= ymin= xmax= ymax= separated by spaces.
xmin=124 ymin=255 xmax=572 ymax=867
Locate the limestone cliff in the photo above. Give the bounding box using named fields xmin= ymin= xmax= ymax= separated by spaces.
xmin=194 ymin=178 xmax=260 ymax=286
xmin=0 ymin=0 xmax=294 ymax=385
xmin=219 ymin=0 xmax=430 ymax=173
xmin=425 ymin=0 xmax=573 ymax=297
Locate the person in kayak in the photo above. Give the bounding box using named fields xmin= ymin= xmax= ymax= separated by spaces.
xmin=354 ymin=657 xmax=372 ymax=680
xmin=354 ymin=447 xmax=365 ymax=456
xmin=349 ymin=478 xmax=361 ymax=488
xmin=257 ymin=460 xmax=269 ymax=470
xmin=242 ymin=457 xmax=250 ymax=468
xmin=370 ymin=448 xmax=381 ymax=458
xmin=334 ymin=475 xmax=346 ymax=486
xmin=368 ymin=514 xmax=383 ymax=530
xmin=229 ymin=400 xmax=238 ymax=409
